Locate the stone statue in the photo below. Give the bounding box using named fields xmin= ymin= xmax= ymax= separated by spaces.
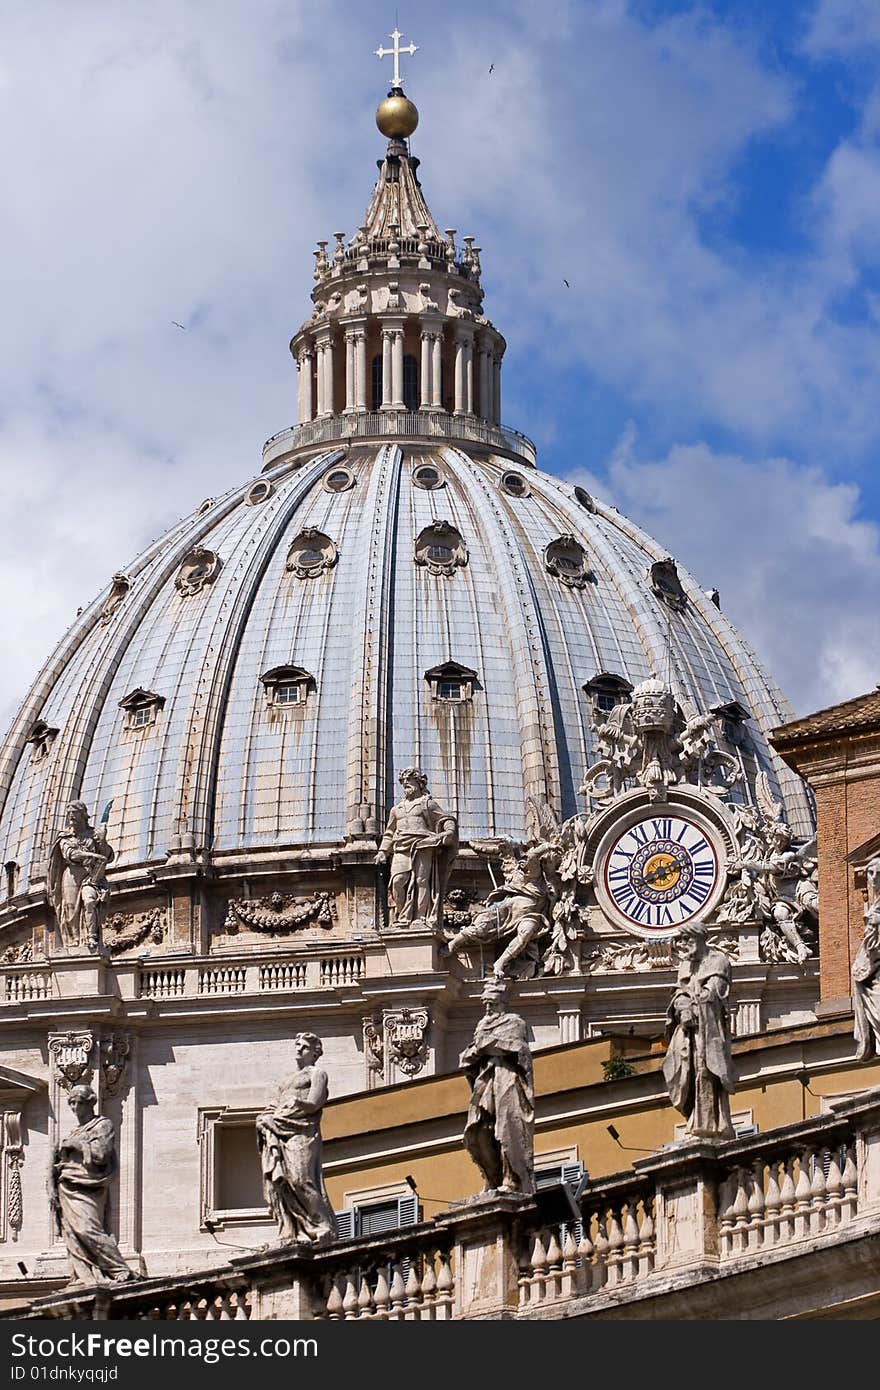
xmin=853 ymin=856 xmax=880 ymax=1063
xmin=375 ymin=767 xmax=458 ymax=930
xmin=48 ymin=801 xmax=114 ymax=952
xmin=447 ymin=841 xmax=558 ymax=980
xmin=50 ymin=1084 xmax=134 ymax=1286
xmin=256 ymin=1032 xmax=335 ymax=1245
xmin=751 ymin=773 xmax=818 ymax=964
xmin=460 ymin=978 xmax=535 ymax=1197
xmin=662 ymin=922 xmax=736 ymax=1140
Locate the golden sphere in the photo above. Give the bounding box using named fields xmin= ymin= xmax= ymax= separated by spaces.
xmin=376 ymin=93 xmax=419 ymax=139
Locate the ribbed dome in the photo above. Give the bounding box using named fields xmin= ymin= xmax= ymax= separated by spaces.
xmin=0 ymin=439 xmax=812 ymax=891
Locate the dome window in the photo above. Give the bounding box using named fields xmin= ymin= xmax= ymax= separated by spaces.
xmin=99 ymin=574 xmax=130 ymax=625
xmin=500 ymin=470 xmax=529 ymax=497
xmin=582 ymin=672 xmax=633 ymax=715
xmin=425 ymin=660 xmax=479 ymax=703
xmin=245 ymin=479 xmax=273 ymax=506
xmin=176 ymin=546 xmax=222 ymax=597
xmin=574 ymin=486 xmax=596 ymax=513
xmin=196 ymin=498 xmax=214 ymax=516
xmin=119 ymin=688 xmax=165 ymax=733
xmin=649 ymin=557 xmax=687 ymax=612
xmin=285 ymin=529 xmax=338 ymax=579
xmin=711 ymin=699 xmax=751 ymax=746
xmin=544 ymin=535 xmax=593 ymax=590
xmin=261 ymin=665 xmax=316 ymax=709
xmin=325 ymin=466 xmax=355 ymax=493
xmin=412 ymin=464 xmax=443 ymax=491
xmin=414 ymin=521 xmax=468 ymax=577
xmin=26 ymin=720 xmax=59 ymax=761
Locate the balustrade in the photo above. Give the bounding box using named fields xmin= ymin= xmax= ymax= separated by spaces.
xmin=321 ymin=1249 xmax=454 ymax=1321
xmin=717 ymin=1141 xmax=859 ymax=1260
xmin=137 ymin=968 xmax=186 ymax=999
xmin=2 ymin=969 xmax=52 ymax=1002
xmin=262 ymin=410 xmax=536 ymax=469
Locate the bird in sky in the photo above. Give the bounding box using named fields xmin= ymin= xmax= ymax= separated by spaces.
xmin=563 ymin=279 xmax=570 ymax=288
xmin=488 ymin=63 xmax=494 ymax=74
xmin=171 ymin=321 xmax=187 ymax=330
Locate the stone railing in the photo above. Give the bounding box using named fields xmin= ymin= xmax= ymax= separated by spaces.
xmin=1 ymin=967 xmax=53 ymax=1002
xmin=261 ymin=410 xmax=537 ymax=469
xmin=135 ymin=951 xmax=365 ymax=1001
xmin=13 ymin=1090 xmax=880 ymax=1322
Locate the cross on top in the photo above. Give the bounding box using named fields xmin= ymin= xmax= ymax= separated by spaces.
xmin=375 ymin=28 xmax=418 ymax=90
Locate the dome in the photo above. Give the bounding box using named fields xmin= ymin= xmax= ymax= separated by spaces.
xmin=0 ymin=432 xmax=811 ymax=889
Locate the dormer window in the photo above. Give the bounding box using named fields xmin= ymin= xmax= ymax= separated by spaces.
xmin=425 ymin=661 xmax=479 ymax=703
xmin=649 ymin=558 xmax=687 ymax=612
xmin=285 ymin=529 xmax=338 ymax=579
xmin=711 ymin=699 xmax=751 ymax=745
xmin=26 ymin=720 xmax=59 ymax=761
xmin=176 ymin=546 xmax=222 ymax=596
xmin=119 ymin=688 xmax=165 ymax=733
xmin=500 ymin=470 xmax=528 ymax=497
xmin=544 ymin=536 xmax=592 ymax=589
xmin=261 ymin=665 xmax=316 ymax=709
xmin=583 ymin=672 xmax=633 ymax=715
xmin=414 ymin=521 xmax=468 ymax=577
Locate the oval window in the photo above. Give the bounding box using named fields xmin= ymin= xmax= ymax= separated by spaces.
xmin=501 ymin=471 xmax=528 ymax=497
xmin=413 ymin=465 xmax=442 ymax=490
xmin=324 ymin=467 xmax=355 ymax=493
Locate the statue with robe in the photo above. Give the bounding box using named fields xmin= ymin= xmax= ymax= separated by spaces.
xmin=853 ymin=856 xmax=880 ymax=1063
xmin=48 ymin=800 xmax=113 ymax=952
xmin=256 ymin=1032 xmax=335 ymax=1244
xmin=375 ymin=767 xmax=458 ymax=930
xmin=51 ymin=1085 xmax=134 ymax=1286
xmin=662 ymin=922 xmax=736 ymax=1140
xmin=460 ymin=978 xmax=535 ymax=1196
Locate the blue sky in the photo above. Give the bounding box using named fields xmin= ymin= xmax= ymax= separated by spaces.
xmin=1 ymin=0 xmax=879 ymax=725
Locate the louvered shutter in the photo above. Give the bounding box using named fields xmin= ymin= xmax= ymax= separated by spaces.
xmin=334 ymin=1208 xmax=356 ymax=1239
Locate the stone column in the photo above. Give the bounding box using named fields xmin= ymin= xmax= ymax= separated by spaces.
xmin=322 ymin=337 xmax=335 ymax=417
xmin=478 ymin=341 xmax=491 ymax=420
xmin=391 ymin=327 xmax=405 ymax=409
xmin=381 ymin=326 xmax=394 ymax=410
xmin=464 ymin=337 xmax=474 ymax=415
xmin=419 ymin=328 xmax=433 ymax=410
xmin=299 ymin=349 xmax=315 ymax=423
xmin=355 ymin=330 xmax=367 ymax=411
xmin=344 ymin=331 xmax=356 ymax=413
xmin=314 ymin=342 xmax=325 ymax=418
xmin=493 ymin=355 xmax=502 ymax=424
xmin=453 ymin=333 xmax=466 ymax=414
xmin=431 ymin=332 xmax=443 ymax=410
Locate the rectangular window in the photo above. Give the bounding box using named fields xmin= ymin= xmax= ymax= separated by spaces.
xmin=198 ymin=1108 xmax=267 ymax=1228
xmin=131 ymin=706 xmax=153 ymax=728
xmin=438 ymin=680 xmax=462 ymax=700
xmin=275 ymin=683 xmax=303 ymax=705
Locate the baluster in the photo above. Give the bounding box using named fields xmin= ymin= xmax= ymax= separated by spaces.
xmin=779 ymin=1158 xmax=797 ymax=1244
xmin=577 ymin=1229 xmax=595 ymax=1296
xmin=592 ymin=1212 xmax=610 ymax=1291
xmin=420 ymin=1254 xmax=437 ymax=1319
xmin=373 ymin=1267 xmax=391 ymax=1320
xmin=747 ymin=1161 xmax=765 ymax=1250
xmin=717 ymin=1172 xmax=737 ymax=1258
xmin=404 ymin=1260 xmax=422 ymax=1319
xmin=841 ymin=1146 xmax=858 ymax=1223
xmin=731 ymin=1168 xmax=750 ymax=1255
xmin=528 ymin=1230 xmax=548 ymax=1305
xmin=342 ymin=1271 xmax=359 ymax=1320
xmin=763 ymin=1161 xmax=782 ymax=1247
xmin=605 ymin=1209 xmax=625 ymax=1287
xmin=231 ymin=1290 xmax=249 ymax=1320
xmin=622 ymin=1204 xmax=640 ymax=1283
xmin=435 ymin=1252 xmax=454 ymax=1319
xmin=389 ymin=1263 xmax=407 ymax=1319
xmin=809 ymin=1150 xmax=827 ymax=1236
xmin=544 ymin=1229 xmax=563 ymax=1300
xmin=325 ymin=1276 xmax=344 ymax=1320
xmin=794 ymin=1154 xmax=812 ymax=1240
xmin=357 ymin=1275 xmax=373 ymax=1319
xmin=560 ymin=1229 xmax=579 ymax=1299
xmin=825 ymin=1150 xmax=843 ymax=1229
xmin=637 ymin=1201 xmax=655 ymax=1278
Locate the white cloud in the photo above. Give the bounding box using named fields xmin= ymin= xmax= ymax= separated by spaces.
xmin=575 ymin=432 xmax=880 ymax=715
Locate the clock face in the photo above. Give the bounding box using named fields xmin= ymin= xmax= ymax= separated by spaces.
xmin=599 ymin=812 xmax=721 ymax=935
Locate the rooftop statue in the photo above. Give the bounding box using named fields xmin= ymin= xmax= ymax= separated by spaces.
xmin=579 ymin=680 xmax=740 ymax=807
xmin=853 ymin=855 xmax=880 ymax=1063
xmin=51 ymin=1085 xmax=134 ymax=1286
xmin=375 ymin=767 xmax=458 ymax=931
xmin=662 ymin=922 xmax=736 ymax=1140
xmin=47 ymin=800 xmax=114 ymax=953
xmin=460 ymin=978 xmax=535 ymax=1197
xmin=256 ymin=1032 xmax=335 ymax=1246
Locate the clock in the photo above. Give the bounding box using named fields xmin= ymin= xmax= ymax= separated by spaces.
xmin=594 ymin=808 xmax=724 ymax=937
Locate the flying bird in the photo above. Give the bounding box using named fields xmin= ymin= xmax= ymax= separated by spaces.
xmin=563 ymin=279 xmax=570 ymax=288
xmin=171 ymin=321 xmax=187 ymax=331
xmin=488 ymin=63 xmax=494 ymax=74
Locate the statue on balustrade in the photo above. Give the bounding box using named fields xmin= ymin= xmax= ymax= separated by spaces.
xmin=48 ymin=800 xmax=114 ymax=953
xmin=853 ymin=856 xmax=880 ymax=1063
xmin=460 ymin=978 xmax=535 ymax=1197
xmin=256 ymin=1032 xmax=336 ymax=1245
xmin=663 ymin=922 xmax=736 ymax=1140
xmin=51 ymin=1085 xmax=134 ymax=1286
xmin=375 ymin=767 xmax=458 ymax=930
